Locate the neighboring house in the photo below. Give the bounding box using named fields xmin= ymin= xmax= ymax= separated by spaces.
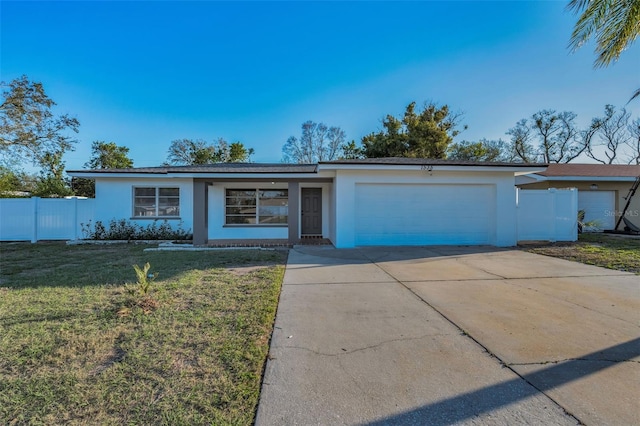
xmin=68 ymin=158 xmax=547 ymax=247
xmin=516 ymin=163 xmax=640 ymax=231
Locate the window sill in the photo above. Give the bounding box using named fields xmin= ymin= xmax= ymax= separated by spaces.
xmin=223 ymin=224 xmax=287 ymax=228
xmin=130 ymin=216 xmax=181 ymax=220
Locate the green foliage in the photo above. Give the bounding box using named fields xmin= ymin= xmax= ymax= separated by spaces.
xmin=72 ymin=141 xmax=135 ymax=197
xmin=0 ymin=75 xmax=79 ymax=171
xmin=282 ymin=121 xmax=346 ymax=163
xmin=340 ymin=140 xmax=365 ymax=160
xmin=86 ymin=141 xmax=134 ymax=169
xmin=447 ymin=139 xmax=510 ymax=162
xmin=123 ymin=262 xmax=159 ymax=316
xmin=225 ymin=141 xmax=254 ymax=162
xmin=81 ymin=219 xmax=192 ymax=240
xmin=32 ymin=175 xmax=73 ymax=198
xmin=0 ymin=166 xmax=36 ymax=197
xmin=577 ymin=209 xmax=603 ymax=233
xmin=71 ymin=177 xmax=95 ymax=198
xmin=567 ymin=0 xmax=640 ymax=102
xmin=130 ymin=262 xmax=155 ymax=296
xmin=32 ymin=149 xmax=73 ymax=197
xmin=567 ymin=0 xmax=640 ymax=68
xmin=166 ymin=138 xmax=254 ymax=165
xmin=361 ymin=101 xmax=466 ymax=159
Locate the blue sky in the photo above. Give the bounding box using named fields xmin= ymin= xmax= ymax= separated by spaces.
xmin=2 ymin=1 xmax=638 ymax=170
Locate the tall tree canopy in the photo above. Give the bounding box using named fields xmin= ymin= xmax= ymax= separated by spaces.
xmin=0 ymin=166 xmax=36 ymax=197
xmin=33 ymin=150 xmax=73 ymax=197
xmin=282 ymin=121 xmax=346 ymax=163
xmin=0 ymin=75 xmax=79 ymax=169
xmin=506 ymin=110 xmax=586 ymax=163
xmin=447 ymin=139 xmax=511 ymax=162
xmin=166 ymin=138 xmax=254 ymax=165
xmin=74 ymin=141 xmax=134 ymax=197
xmin=86 ymin=141 xmax=134 ymax=169
xmin=360 ymin=101 xmax=465 ymax=159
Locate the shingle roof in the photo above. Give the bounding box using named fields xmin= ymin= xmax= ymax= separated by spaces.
xmin=68 ymin=163 xmax=318 ymax=174
xmin=537 ymin=163 xmax=640 ymax=178
xmin=321 ymin=157 xmax=547 ymax=167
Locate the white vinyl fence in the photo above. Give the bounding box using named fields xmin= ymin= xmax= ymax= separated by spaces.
xmin=516 ymin=188 xmax=578 ymax=242
xmin=0 ymin=197 xmax=95 ymax=242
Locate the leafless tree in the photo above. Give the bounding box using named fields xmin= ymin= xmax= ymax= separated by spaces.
xmin=628 ymin=117 xmax=640 ymax=165
xmin=585 ymin=105 xmax=634 ymax=164
xmin=282 ymin=121 xmax=346 ymax=163
xmin=507 ymin=110 xmax=585 ymax=163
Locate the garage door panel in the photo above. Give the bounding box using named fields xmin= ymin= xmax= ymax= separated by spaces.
xmin=578 ymin=191 xmax=615 ymax=231
xmin=355 ymin=184 xmax=495 ymax=246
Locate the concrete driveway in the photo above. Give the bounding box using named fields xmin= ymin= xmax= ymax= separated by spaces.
xmin=256 ymin=246 xmax=640 ymax=426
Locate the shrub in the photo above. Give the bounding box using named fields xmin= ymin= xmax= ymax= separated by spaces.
xmin=121 ymin=262 xmax=160 ymax=316
xmin=81 ymin=219 xmax=192 ymax=240
xmin=130 ymin=262 xmax=155 ymax=295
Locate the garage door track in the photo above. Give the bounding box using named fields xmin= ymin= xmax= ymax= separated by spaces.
xmin=256 ymin=246 xmax=639 ymax=425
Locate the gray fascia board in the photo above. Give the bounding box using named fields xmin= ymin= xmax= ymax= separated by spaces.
xmin=319 ymin=163 xmax=548 ymax=174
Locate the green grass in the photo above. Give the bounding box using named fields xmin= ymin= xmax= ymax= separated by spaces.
xmin=0 ymin=242 xmax=287 ymax=425
xmin=527 ymin=233 xmax=640 ymax=274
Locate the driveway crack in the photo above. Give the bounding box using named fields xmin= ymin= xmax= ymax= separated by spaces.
xmin=509 ymin=358 xmax=640 ymax=366
xmin=280 ymin=333 xmax=451 ymax=357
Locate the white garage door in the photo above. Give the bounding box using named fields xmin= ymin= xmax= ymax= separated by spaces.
xmin=578 ymin=191 xmax=615 ymax=231
xmin=354 ymin=184 xmax=496 ymax=246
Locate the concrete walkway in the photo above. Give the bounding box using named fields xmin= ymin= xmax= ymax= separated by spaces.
xmin=256 ymin=246 xmax=640 ymax=426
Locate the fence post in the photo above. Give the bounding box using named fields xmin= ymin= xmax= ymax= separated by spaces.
xmin=549 ymin=189 xmax=557 ymax=243
xmin=73 ymin=197 xmax=79 ymax=240
xmin=31 ymin=197 xmax=40 ymax=243
xmin=571 ymin=188 xmax=578 ymax=241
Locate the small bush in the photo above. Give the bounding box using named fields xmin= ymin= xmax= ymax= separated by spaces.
xmin=131 ymin=262 xmax=155 ymax=295
xmin=121 ymin=262 xmax=160 ymax=316
xmin=81 ymin=219 xmax=192 ymax=240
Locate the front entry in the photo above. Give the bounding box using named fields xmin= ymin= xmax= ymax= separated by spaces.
xmin=301 ymin=188 xmax=322 ymax=236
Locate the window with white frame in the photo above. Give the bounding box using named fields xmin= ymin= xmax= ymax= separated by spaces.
xmin=133 ymin=187 xmax=180 ymax=218
xmin=225 ymin=189 xmax=288 ymax=225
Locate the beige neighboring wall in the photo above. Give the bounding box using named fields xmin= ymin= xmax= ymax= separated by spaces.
xmin=520 ymin=180 xmax=640 ymax=225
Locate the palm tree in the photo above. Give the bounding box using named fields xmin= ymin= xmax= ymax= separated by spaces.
xmin=567 ymin=0 xmax=640 ymax=68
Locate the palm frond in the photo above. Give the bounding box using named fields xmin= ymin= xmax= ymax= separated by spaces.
xmin=568 ymin=0 xmax=640 ymax=67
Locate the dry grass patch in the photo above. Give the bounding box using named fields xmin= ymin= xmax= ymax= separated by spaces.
xmin=0 ymin=242 xmax=286 ymax=425
xmin=525 ymin=233 xmax=640 ymax=274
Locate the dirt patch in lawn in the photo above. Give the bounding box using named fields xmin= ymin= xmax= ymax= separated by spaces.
xmin=227 ymin=265 xmax=270 ymax=276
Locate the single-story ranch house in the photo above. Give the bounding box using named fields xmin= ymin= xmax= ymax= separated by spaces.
xmin=69 ymin=158 xmax=550 ymax=247
xmin=516 ymin=163 xmax=640 ymax=231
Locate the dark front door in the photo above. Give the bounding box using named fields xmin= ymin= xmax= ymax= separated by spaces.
xmin=301 ymin=188 xmax=322 ymax=236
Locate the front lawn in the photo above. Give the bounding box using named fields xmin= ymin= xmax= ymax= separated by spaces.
xmin=526 ymin=233 xmax=640 ymax=274
xmin=0 ymin=243 xmax=286 ymax=425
